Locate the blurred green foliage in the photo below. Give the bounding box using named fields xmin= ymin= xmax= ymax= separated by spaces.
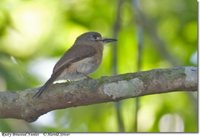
xmin=0 ymin=0 xmax=197 ymax=132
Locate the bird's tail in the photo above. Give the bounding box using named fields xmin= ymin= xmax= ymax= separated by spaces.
xmin=33 ymin=63 xmax=70 ymax=98
xmin=33 ymin=73 xmax=58 ymax=98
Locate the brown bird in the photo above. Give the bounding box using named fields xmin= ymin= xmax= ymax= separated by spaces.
xmin=33 ymin=32 xmax=117 ymax=97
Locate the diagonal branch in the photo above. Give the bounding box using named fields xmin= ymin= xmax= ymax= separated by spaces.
xmin=133 ymin=6 xmax=181 ymax=66
xmin=0 ymin=66 xmax=197 ymax=122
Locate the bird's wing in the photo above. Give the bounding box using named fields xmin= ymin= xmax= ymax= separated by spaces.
xmin=53 ymin=44 xmax=97 ymax=74
xmin=33 ymin=44 xmax=97 ymax=98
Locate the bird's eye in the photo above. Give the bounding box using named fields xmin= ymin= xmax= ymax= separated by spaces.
xmin=92 ymin=35 xmax=101 ymax=41
xmin=93 ymin=35 xmax=97 ymax=40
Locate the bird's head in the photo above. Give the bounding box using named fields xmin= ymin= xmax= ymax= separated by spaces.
xmin=75 ymin=32 xmax=117 ymax=45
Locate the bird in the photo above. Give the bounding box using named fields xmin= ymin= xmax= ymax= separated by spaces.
xmin=33 ymin=32 xmax=117 ymax=97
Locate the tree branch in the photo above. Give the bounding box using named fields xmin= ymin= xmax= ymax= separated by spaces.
xmin=0 ymin=66 xmax=197 ymax=122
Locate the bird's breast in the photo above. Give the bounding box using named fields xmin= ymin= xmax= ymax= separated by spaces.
xmin=74 ymin=55 xmax=102 ymax=74
xmin=73 ymin=44 xmax=103 ymax=74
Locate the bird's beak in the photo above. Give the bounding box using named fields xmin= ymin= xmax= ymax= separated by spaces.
xmin=102 ymin=38 xmax=117 ymax=43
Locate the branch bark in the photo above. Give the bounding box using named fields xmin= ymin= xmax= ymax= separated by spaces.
xmin=0 ymin=66 xmax=197 ymax=122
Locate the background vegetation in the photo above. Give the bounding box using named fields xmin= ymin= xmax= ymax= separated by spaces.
xmin=0 ymin=0 xmax=197 ymax=132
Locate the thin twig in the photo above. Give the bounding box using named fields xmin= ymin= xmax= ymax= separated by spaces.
xmin=112 ymin=0 xmax=125 ymax=132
